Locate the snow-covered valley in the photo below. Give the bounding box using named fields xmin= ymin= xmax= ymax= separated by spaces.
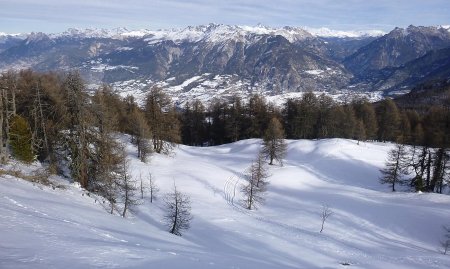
xmin=1 ymin=139 xmax=450 ymax=269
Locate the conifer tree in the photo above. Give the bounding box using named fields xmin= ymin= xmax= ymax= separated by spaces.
xmin=380 ymin=142 xmax=409 ymax=191
xmin=144 ymin=87 xmax=180 ymax=154
xmin=130 ymin=109 xmax=152 ymax=162
xmin=9 ymin=115 xmax=34 ymax=163
xmin=355 ymin=119 xmax=366 ymax=144
xmin=225 ymin=95 xmax=244 ymax=142
xmin=297 ymin=92 xmax=319 ymax=139
xmin=241 ymin=152 xmax=270 ymax=210
xmin=164 ymin=183 xmax=192 ymax=236
xmin=118 ymin=154 xmax=139 ymax=218
xmin=262 ymin=117 xmax=287 ymax=165
xmin=377 ymin=98 xmax=400 ymax=142
xmin=62 ymin=72 xmax=91 ymax=189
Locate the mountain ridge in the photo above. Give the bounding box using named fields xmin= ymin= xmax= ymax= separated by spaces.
xmin=1 ymin=24 xmax=449 ymax=105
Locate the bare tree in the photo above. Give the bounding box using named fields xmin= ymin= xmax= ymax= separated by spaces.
xmin=262 ymin=117 xmax=287 ymax=165
xmin=62 ymin=72 xmax=91 ymax=189
xmin=148 ymin=173 xmax=159 ymax=203
xmin=130 ymin=109 xmax=152 ymax=162
xmin=164 ymin=183 xmax=192 ymax=236
xmin=144 ymin=87 xmax=180 ymax=154
xmin=241 ymin=152 xmax=270 ymax=210
xmin=139 ymin=173 xmax=145 ymax=199
xmin=380 ymin=142 xmax=409 ymax=192
xmin=0 ymin=71 xmax=18 ymax=163
xmin=320 ymin=204 xmax=333 ymax=233
xmin=117 ymin=154 xmax=140 ymax=218
xmin=30 ymin=80 xmax=50 ymax=161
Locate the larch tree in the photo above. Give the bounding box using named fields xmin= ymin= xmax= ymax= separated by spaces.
xmin=117 ymin=150 xmax=140 ymax=218
xmin=245 ymin=94 xmax=270 ymax=138
xmin=376 ymin=98 xmax=400 ymax=142
xmin=297 ymin=92 xmax=319 ymax=139
xmin=90 ymin=86 xmax=124 ymax=213
xmin=130 ymin=108 xmax=152 ymax=162
xmin=9 ymin=115 xmax=34 ymax=163
xmin=144 ymin=87 xmax=180 ymax=154
xmin=148 ymin=173 xmax=159 ymax=203
xmin=0 ymin=71 xmax=18 ymax=163
xmin=61 ymin=72 xmax=92 ymax=189
xmin=241 ymin=152 xmax=270 ymax=210
xmin=353 ymin=100 xmax=378 ymax=141
xmin=225 ymin=95 xmax=244 ymax=142
xmin=355 ymin=119 xmax=367 ymax=144
xmin=262 ymin=117 xmax=287 ymax=165
xmin=380 ymin=142 xmax=409 ymax=191
xmin=164 ymin=183 xmax=192 ymax=236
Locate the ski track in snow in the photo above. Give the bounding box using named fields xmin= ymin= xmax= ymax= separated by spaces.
xmin=1 ymin=138 xmax=450 ymax=269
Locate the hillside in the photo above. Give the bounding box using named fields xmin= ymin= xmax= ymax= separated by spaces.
xmin=1 ymin=138 xmax=450 ymax=269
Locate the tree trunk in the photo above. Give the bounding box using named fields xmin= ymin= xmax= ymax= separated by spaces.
xmin=0 ymin=92 xmax=5 ymax=163
xmin=425 ymin=151 xmax=432 ymax=191
xmin=170 ymin=194 xmax=178 ymax=234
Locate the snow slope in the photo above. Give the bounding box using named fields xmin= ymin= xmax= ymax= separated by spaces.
xmin=1 ymin=139 xmax=450 ymax=269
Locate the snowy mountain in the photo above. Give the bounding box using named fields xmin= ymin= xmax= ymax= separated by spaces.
xmin=0 ymin=24 xmax=450 ymax=104
xmin=1 ymin=138 xmax=449 ymax=268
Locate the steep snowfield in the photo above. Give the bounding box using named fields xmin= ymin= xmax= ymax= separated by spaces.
xmin=1 ymin=139 xmax=450 ymax=269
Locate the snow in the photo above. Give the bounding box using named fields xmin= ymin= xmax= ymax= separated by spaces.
xmin=1 ymin=138 xmax=450 ymax=269
xmin=110 ymin=73 xmax=385 ymax=108
xmin=440 ymin=25 xmax=450 ymax=32
xmin=304 ymin=27 xmax=385 ymax=38
xmin=0 ymin=32 xmax=25 ymax=37
xmin=305 ymin=69 xmax=325 ymax=75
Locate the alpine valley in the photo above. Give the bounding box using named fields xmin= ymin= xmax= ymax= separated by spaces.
xmin=1 ymin=24 xmax=450 ymax=105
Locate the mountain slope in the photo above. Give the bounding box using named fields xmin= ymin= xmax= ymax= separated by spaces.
xmin=344 ymin=25 xmax=450 ymax=77
xmin=374 ymin=47 xmax=450 ymax=93
xmin=1 ymin=24 xmax=450 ymax=103
xmin=1 ymin=138 xmax=450 ymax=269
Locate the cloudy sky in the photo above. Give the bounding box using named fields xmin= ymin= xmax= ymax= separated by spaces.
xmin=1 ymin=0 xmax=449 ymax=33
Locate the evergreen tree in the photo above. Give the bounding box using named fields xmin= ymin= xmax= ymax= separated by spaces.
xmin=9 ymin=115 xmax=34 ymax=163
xmin=262 ymin=117 xmax=287 ymax=165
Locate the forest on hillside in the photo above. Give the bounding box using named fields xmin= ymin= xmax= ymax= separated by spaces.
xmin=0 ymin=69 xmax=449 ymax=195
